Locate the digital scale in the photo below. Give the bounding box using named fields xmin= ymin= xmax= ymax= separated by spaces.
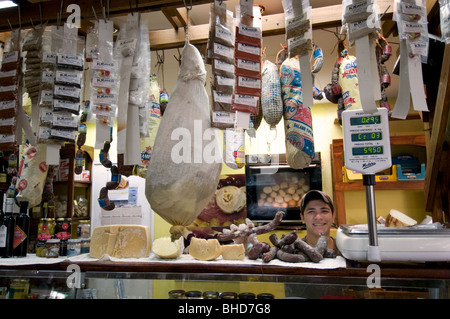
xmin=337 ymin=108 xmax=450 ymax=262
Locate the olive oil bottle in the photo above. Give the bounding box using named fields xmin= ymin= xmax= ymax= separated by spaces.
xmin=13 ymin=201 xmax=30 ymax=257
xmin=0 ymin=196 xmax=15 ymax=258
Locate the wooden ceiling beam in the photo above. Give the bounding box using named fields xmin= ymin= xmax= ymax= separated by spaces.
xmin=0 ymin=0 xmax=211 ymax=32
xmin=161 ymin=6 xmax=195 ymax=30
xmin=149 ymin=0 xmax=394 ymax=50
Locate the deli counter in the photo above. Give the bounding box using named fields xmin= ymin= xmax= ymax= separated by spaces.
xmin=0 ymin=252 xmax=449 ymax=299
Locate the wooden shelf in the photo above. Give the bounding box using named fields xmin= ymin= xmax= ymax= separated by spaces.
xmin=331 ymin=134 xmax=426 ymax=225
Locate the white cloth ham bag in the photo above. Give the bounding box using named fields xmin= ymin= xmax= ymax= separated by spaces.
xmin=145 ymin=42 xmax=222 ymax=240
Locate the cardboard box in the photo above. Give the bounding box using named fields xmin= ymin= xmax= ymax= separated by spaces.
xmin=375 ymin=165 xmax=398 ymax=182
xmin=81 ymin=170 xmax=90 ymax=182
xmin=396 ymin=163 xmax=425 ymax=180
xmin=343 ymin=166 xmax=362 ymax=182
xmin=58 ymin=168 xmax=69 ymax=181
xmin=59 ymin=158 xmax=70 ymax=170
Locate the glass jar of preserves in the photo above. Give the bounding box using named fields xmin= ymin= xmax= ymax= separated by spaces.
xmin=36 ymin=218 xmax=55 ymax=257
xmin=238 ymin=292 xmax=256 ymax=299
xmin=257 ymin=293 xmax=274 ymax=299
xmin=185 ymin=290 xmax=202 ymax=299
xmin=45 ymin=239 xmax=60 ymax=258
xmin=80 ymin=237 xmax=90 ymax=254
xmin=168 ymin=289 xmax=185 ymax=299
xmin=203 ymin=291 xmax=219 ymax=299
xmin=77 ymin=220 xmax=90 ymax=238
xmin=219 ymin=292 xmax=237 ymax=299
xmin=67 ymin=238 xmax=81 ymax=257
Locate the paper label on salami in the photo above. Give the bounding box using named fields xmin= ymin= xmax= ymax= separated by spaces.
xmin=280 ymin=58 xmax=314 ymax=159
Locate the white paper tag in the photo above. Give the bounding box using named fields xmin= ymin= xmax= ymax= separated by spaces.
xmin=299 ymin=54 xmax=313 ymax=108
xmin=355 ymin=36 xmax=378 ymax=113
xmin=46 ymin=144 xmax=61 ymax=165
xmin=392 ymin=40 xmax=411 ymax=119
xmin=235 ymin=111 xmax=250 ymax=129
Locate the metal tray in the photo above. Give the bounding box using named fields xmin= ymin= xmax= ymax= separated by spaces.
xmin=339 ymin=223 xmax=450 ymax=237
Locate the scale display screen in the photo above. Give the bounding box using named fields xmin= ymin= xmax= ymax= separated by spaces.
xmin=342 ymin=108 xmax=392 ymax=175
xmin=350 ymin=115 xmax=381 ymax=126
xmin=351 ymin=132 xmax=382 ymax=142
xmin=352 ymin=146 xmax=384 ymax=156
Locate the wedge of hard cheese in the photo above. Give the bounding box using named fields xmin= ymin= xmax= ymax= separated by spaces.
xmin=152 ymin=236 xmax=184 ymax=259
xmin=221 ymin=244 xmax=245 ymax=260
xmin=189 ymin=237 xmax=222 ymax=261
xmin=385 ymin=209 xmax=417 ymax=227
xmin=90 ymin=225 xmax=151 ymax=258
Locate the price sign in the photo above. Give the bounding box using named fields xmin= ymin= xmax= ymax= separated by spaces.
xmin=342 ymin=108 xmax=392 ymax=175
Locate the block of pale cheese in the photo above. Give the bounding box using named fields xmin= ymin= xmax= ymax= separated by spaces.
xmin=385 ymin=209 xmax=417 ymax=227
xmin=221 ymin=244 xmax=245 ymax=260
xmin=188 ymin=237 xmax=222 ymax=261
xmin=152 ymin=236 xmax=184 ymax=259
xmin=90 ymin=225 xmax=151 ymax=258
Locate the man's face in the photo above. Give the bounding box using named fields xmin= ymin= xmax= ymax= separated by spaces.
xmin=301 ymin=199 xmax=334 ymax=237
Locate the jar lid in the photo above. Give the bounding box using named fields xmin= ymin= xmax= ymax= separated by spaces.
xmin=79 ymin=220 xmax=90 ymax=223
xmin=168 ymin=290 xmax=185 ymax=298
xmin=185 ymin=290 xmax=202 ymax=298
xmin=202 ymin=291 xmax=219 ymax=299
xmin=219 ymin=292 xmax=237 ymax=299
xmin=257 ymin=293 xmax=274 ymax=299
xmin=238 ymin=292 xmax=256 ymax=299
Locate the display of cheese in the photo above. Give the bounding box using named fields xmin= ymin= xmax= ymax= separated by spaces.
xmin=90 ymin=225 xmax=151 ymax=258
xmin=221 ymin=244 xmax=245 ymax=260
xmin=188 ymin=237 xmax=222 ymax=261
xmin=385 ymin=209 xmax=418 ymax=228
xmin=152 ymin=236 xmax=184 ymax=259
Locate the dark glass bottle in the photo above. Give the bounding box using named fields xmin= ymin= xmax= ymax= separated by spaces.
xmin=13 ymin=201 xmax=30 ymax=257
xmin=0 ymin=197 xmax=15 ymax=258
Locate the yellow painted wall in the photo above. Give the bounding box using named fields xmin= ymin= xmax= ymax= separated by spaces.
xmin=149 ymin=101 xmax=427 ymax=237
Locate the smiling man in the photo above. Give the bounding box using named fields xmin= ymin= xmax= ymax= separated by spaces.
xmin=299 ymin=190 xmax=339 ymax=253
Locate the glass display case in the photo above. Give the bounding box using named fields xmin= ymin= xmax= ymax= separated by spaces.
xmin=0 ymin=260 xmax=449 ymax=299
